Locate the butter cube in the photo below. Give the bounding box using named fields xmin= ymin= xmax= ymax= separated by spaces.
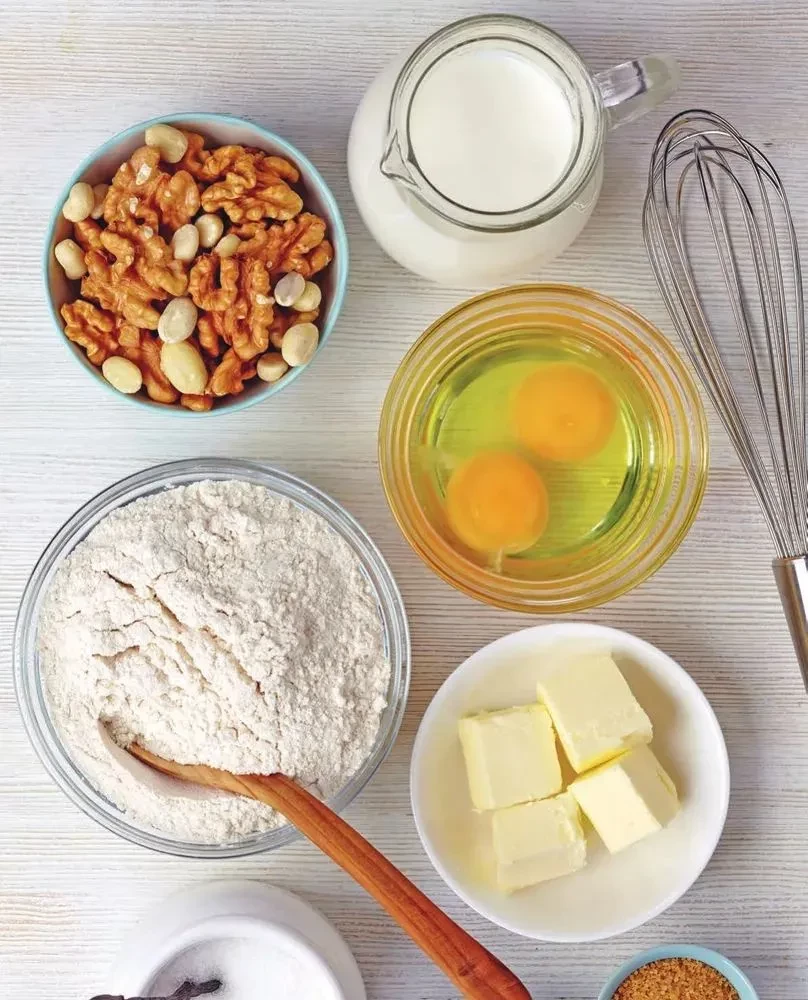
xmin=570 ymin=744 xmax=679 ymax=853
xmin=537 ymin=654 xmax=652 ymax=773
xmin=492 ymin=792 xmax=587 ymax=892
xmin=458 ymin=704 xmax=562 ymax=811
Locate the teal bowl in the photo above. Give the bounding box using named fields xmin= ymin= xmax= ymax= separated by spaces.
xmin=599 ymin=944 xmax=759 ymax=999
xmin=44 ymin=113 xmax=349 ymax=416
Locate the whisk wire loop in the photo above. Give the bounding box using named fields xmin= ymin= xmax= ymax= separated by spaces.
xmin=695 ymin=142 xmax=803 ymax=549
xmin=643 ymin=109 xmax=808 ymax=560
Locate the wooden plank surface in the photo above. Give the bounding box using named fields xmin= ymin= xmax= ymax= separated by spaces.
xmin=1 ymin=0 xmax=807 ymax=997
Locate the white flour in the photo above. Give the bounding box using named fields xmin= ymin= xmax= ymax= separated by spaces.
xmin=38 ymin=480 xmax=390 ymax=843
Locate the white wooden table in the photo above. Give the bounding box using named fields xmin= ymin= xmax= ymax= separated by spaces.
xmin=2 ymin=1 xmax=807 ymax=997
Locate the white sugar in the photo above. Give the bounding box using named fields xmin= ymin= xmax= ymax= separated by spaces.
xmin=149 ymin=934 xmax=341 ymax=1000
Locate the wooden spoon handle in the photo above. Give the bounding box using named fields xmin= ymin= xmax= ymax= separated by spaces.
xmin=239 ymin=772 xmax=531 ymax=1000
xmin=128 ymin=748 xmax=530 ymax=999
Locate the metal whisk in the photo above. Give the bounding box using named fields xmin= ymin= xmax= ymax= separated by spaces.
xmin=643 ymin=108 xmax=808 ymax=690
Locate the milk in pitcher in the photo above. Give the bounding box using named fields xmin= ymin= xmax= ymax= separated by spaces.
xmin=348 ymin=15 xmax=679 ymax=285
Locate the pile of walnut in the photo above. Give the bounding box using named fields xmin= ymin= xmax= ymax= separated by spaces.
xmin=54 ymin=123 xmax=333 ymax=410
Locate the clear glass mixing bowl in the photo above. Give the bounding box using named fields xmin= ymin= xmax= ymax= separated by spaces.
xmin=14 ymin=458 xmax=410 ymax=858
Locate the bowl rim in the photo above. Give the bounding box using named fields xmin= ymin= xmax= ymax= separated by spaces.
xmin=379 ymin=282 xmax=709 ymax=613
xmin=598 ymin=944 xmax=759 ymax=999
xmin=409 ymin=621 xmax=730 ymax=942
xmin=14 ymin=458 xmax=410 ymax=857
xmin=43 ymin=112 xmax=349 ymax=417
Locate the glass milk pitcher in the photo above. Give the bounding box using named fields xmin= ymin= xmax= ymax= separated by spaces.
xmin=348 ymin=15 xmax=679 ymax=285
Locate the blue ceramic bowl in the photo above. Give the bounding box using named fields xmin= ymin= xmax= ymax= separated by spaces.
xmin=599 ymin=944 xmax=759 ymax=999
xmin=44 ymin=113 xmax=349 ymax=416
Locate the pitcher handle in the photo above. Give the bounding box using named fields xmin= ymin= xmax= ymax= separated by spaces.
xmin=594 ymin=55 xmax=680 ymax=129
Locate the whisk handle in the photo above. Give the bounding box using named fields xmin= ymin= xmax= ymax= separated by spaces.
xmin=773 ymin=557 xmax=808 ymax=692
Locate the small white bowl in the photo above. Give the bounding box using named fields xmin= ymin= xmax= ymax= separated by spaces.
xmin=108 ymin=880 xmax=365 ymax=999
xmin=410 ymin=622 xmax=729 ymax=942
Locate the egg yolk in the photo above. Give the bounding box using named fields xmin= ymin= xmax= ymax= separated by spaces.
xmin=513 ymin=363 xmax=616 ymax=462
xmin=445 ymin=451 xmax=549 ymax=555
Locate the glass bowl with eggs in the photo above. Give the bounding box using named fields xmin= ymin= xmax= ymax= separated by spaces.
xmin=378 ymin=284 xmax=708 ymax=612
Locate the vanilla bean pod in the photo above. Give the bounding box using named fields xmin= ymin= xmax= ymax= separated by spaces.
xmin=91 ymin=977 xmax=222 ymax=1000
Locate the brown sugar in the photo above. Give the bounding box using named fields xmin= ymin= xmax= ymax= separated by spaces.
xmin=613 ymin=957 xmax=740 ymax=1000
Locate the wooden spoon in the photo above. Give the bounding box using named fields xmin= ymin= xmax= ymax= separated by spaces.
xmin=128 ymin=744 xmax=531 ymax=1000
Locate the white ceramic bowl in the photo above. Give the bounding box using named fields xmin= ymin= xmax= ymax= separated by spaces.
xmin=410 ymin=622 xmax=730 ymax=942
xmin=108 ymin=880 xmax=365 ymax=999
